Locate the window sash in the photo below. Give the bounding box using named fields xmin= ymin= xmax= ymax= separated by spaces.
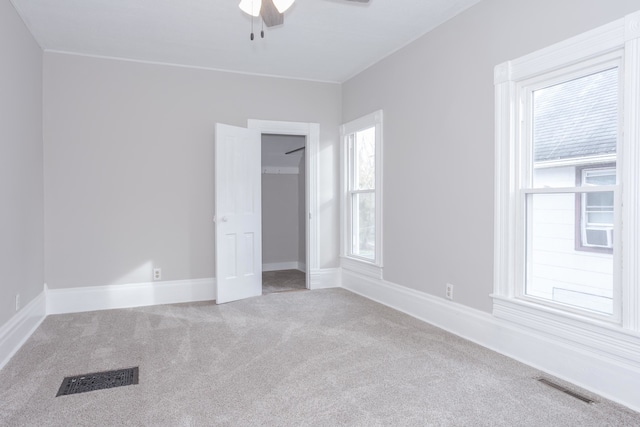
xmin=349 ymin=190 xmax=375 ymax=260
xmin=521 ymin=189 xmax=618 ymax=317
xmin=348 ymin=128 xmax=376 ymax=192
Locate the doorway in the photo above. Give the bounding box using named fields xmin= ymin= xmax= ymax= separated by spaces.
xmin=261 ymin=134 xmax=308 ymax=293
xmin=248 ymin=119 xmax=320 ymax=291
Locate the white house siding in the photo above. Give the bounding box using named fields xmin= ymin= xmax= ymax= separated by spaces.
xmin=528 ymin=166 xmax=613 ymax=314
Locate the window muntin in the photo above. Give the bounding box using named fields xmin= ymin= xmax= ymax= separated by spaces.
xmin=351 ymin=191 xmax=375 ymax=258
xmin=521 ymin=64 xmax=620 ymax=318
xmin=351 ymin=127 xmax=375 ymax=191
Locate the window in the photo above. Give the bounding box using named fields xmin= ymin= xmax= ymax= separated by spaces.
xmin=494 ymin=11 xmax=640 ymax=333
xmin=577 ymin=165 xmax=615 ymax=252
xmin=517 ymin=66 xmax=621 ymax=316
xmin=341 ymin=111 xmax=383 ymax=267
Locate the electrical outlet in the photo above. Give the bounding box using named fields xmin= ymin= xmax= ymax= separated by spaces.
xmin=445 ymin=283 xmax=454 ymax=300
xmin=15 ymin=294 xmax=20 ymax=311
xmin=153 ymin=268 xmax=161 ymax=281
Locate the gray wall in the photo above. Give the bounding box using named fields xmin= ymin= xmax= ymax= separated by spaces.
xmin=342 ymin=0 xmax=640 ymax=313
xmin=43 ymin=52 xmax=341 ymax=289
xmin=0 ymin=0 xmax=44 ymax=326
xmin=262 ymin=173 xmax=300 ymax=266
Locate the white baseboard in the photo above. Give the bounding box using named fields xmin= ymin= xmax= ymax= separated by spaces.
xmin=262 ymin=262 xmax=303 ymax=272
xmin=47 ymin=277 xmax=216 ymax=315
xmin=342 ymin=269 xmax=640 ymax=413
xmin=0 ymin=291 xmax=46 ymax=370
xmin=310 ymin=268 xmax=341 ymax=290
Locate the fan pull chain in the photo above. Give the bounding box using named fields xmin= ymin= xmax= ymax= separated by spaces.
xmin=261 ymin=19 xmax=264 ymax=38
xmin=250 ymin=13 xmax=254 ymax=40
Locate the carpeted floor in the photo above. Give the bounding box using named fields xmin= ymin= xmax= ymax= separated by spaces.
xmin=0 ymin=289 xmax=638 ymax=426
xmin=262 ymin=269 xmax=307 ymax=295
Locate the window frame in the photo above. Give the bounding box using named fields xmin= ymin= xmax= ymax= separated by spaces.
xmin=340 ymin=110 xmax=384 ymax=269
xmin=516 ymin=60 xmax=623 ymax=321
xmin=494 ymin=11 xmax=640 ymax=335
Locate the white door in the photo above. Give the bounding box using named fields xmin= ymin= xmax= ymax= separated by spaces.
xmin=214 ymin=123 xmax=262 ymax=304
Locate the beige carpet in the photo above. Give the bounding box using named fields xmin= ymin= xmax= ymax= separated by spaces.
xmin=0 ymin=289 xmax=638 ymax=426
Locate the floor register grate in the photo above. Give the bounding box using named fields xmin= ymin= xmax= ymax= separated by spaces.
xmin=56 ymin=367 xmax=139 ymax=397
xmin=537 ymin=377 xmax=595 ymax=404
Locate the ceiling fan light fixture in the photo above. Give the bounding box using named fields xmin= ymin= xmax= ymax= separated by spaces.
xmin=272 ymin=0 xmax=295 ymax=13
xmin=239 ymin=0 xmax=262 ymax=17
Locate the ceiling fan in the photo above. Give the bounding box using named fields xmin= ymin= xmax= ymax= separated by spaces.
xmin=239 ymin=0 xmax=370 ymax=38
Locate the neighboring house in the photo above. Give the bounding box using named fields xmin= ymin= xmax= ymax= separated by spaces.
xmin=530 ymin=68 xmax=617 ymax=314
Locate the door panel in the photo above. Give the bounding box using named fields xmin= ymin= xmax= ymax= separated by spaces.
xmin=215 ymin=124 xmax=262 ymax=304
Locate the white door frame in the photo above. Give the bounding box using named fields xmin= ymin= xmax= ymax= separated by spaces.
xmin=248 ymin=119 xmax=320 ymax=289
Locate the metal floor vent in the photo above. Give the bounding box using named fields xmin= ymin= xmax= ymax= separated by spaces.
xmin=56 ymin=367 xmax=139 ymax=397
xmin=537 ymin=377 xmax=595 ymax=404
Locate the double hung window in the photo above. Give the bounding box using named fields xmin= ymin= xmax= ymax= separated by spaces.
xmin=341 ymin=111 xmax=383 ymax=266
xmin=494 ymin=11 xmax=640 ymax=332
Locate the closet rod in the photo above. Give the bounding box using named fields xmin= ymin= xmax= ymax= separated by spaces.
xmin=285 ymin=146 xmax=305 ymax=155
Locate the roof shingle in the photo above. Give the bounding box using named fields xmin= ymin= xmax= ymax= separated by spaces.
xmin=533 ymin=67 xmax=618 ymax=163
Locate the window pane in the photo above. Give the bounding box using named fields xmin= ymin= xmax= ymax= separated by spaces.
xmin=584 ymin=169 xmax=616 ymax=185
xmin=526 ymin=193 xmax=613 ymax=314
xmin=351 ymin=192 xmax=375 ymax=260
xmin=585 ymin=191 xmax=614 ymax=226
xmin=532 ymin=68 xmax=618 ymax=188
xmin=354 ymin=127 xmax=375 ymax=190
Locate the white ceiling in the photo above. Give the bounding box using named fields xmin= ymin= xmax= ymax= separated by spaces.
xmin=12 ymin=0 xmax=482 ymax=83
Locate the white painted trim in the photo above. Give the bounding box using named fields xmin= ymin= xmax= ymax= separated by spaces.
xmin=310 ymin=268 xmax=341 ymax=290
xmin=341 ymin=271 xmax=640 ymax=412
xmin=341 ymin=256 xmax=383 ymax=279
xmin=43 ymin=50 xmax=341 ymax=84
xmin=492 ymin=296 xmax=640 ymax=366
xmin=622 ymin=33 xmax=640 ymax=331
xmin=507 ymin=18 xmax=625 ymax=82
xmin=626 ymin=10 xmax=640 ymax=41
xmin=0 ymin=291 xmax=46 ymax=370
xmin=262 ymin=262 xmax=302 ymax=272
xmin=247 ymin=119 xmax=320 ymax=294
xmin=262 ymin=167 xmax=299 ymax=175
xmin=47 ymin=278 xmax=216 ymax=315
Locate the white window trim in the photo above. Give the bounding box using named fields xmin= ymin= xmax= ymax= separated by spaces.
xmin=340 ymin=110 xmax=384 ymax=271
xmin=493 ymin=10 xmax=640 ymax=364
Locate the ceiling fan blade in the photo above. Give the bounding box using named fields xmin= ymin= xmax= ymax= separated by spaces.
xmin=344 ymin=0 xmax=370 ymax=2
xmin=261 ymin=0 xmax=284 ymax=27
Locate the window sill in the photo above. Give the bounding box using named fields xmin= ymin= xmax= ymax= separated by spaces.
xmin=341 ymin=257 xmax=383 ymax=280
xmin=492 ymin=295 xmax=640 ymax=367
